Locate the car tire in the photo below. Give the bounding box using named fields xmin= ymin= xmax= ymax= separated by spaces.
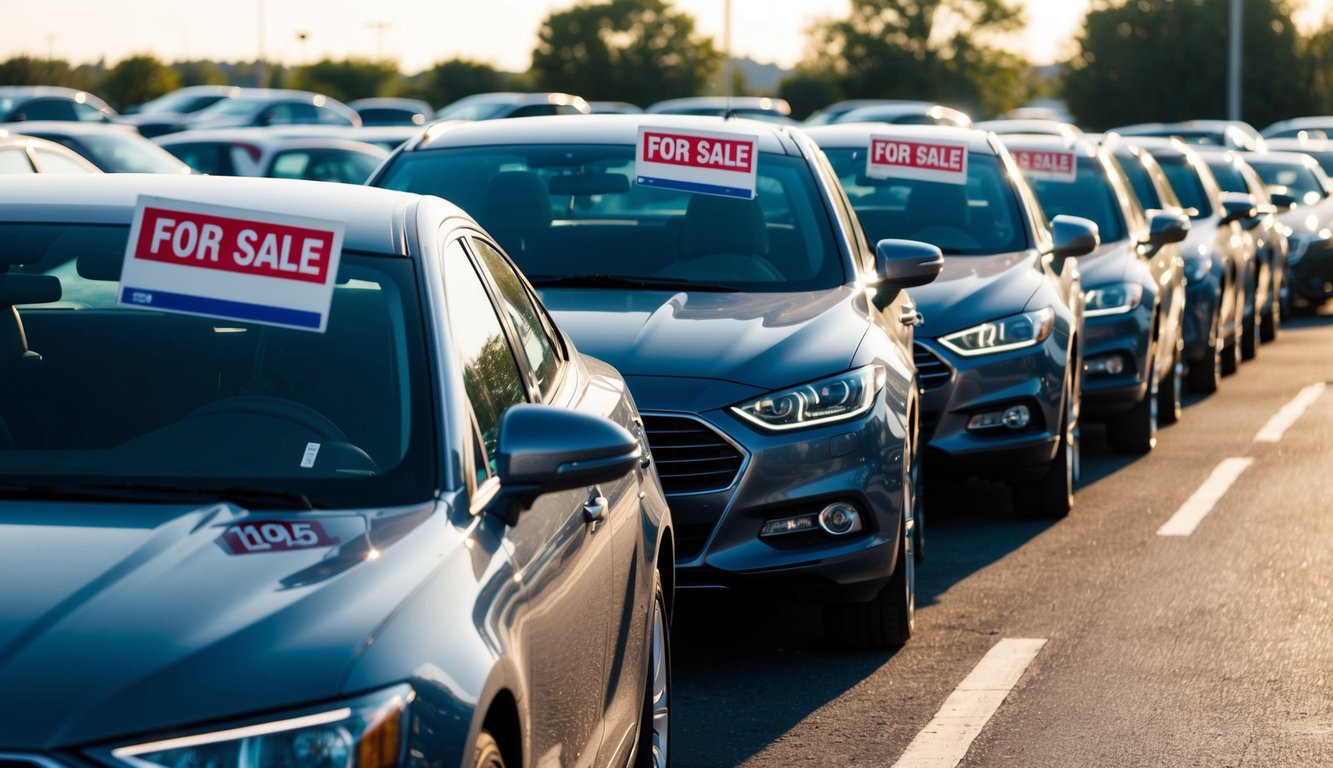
xmin=1260 ymin=287 xmax=1279 ymax=343
xmin=1106 ymin=355 xmax=1157 ymax=454
xmin=635 ymin=579 xmax=671 ymax=768
xmin=1241 ymin=282 xmax=1259 ymax=361
xmin=1157 ymin=342 xmax=1183 ymax=426
xmin=474 ymin=732 xmax=506 ymax=768
xmin=1013 ymin=377 xmax=1078 ymax=519
xmin=907 ymin=409 xmax=924 ymax=566
xmin=1188 ymin=308 xmax=1222 ymax=394
xmin=823 ymin=511 xmax=914 ymax=649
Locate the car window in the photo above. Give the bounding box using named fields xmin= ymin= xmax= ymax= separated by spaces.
xmin=73 ymin=101 xmax=106 ymax=122
xmin=0 ymin=148 xmax=34 ymax=173
xmin=1156 ymin=156 xmax=1213 ymax=218
xmin=20 ymin=99 xmax=76 ymax=121
xmin=32 ymin=147 xmax=94 ymax=174
xmin=72 ymin=133 xmax=185 ymax=174
xmin=1026 ymin=157 xmax=1129 ymax=243
xmin=508 ymin=104 xmax=557 ymax=118
xmin=1207 ymin=159 xmax=1247 ymax=193
xmin=269 ymin=148 xmax=383 ymax=183
xmin=314 ymin=105 xmax=353 ymax=126
xmin=1247 ymin=159 xmax=1328 ymax=205
xmin=470 ymin=237 xmax=563 ymax=399
xmin=441 ymin=238 xmax=528 ymax=481
xmin=162 ymin=141 xmax=236 ymax=175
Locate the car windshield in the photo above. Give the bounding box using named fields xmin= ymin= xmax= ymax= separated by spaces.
xmin=821 ymin=148 xmax=1030 ymax=255
xmin=377 ymin=144 xmax=846 ymax=291
xmin=435 ymin=98 xmax=517 ymax=121
xmin=1246 ymin=159 xmax=1329 ymax=205
xmin=194 ymin=98 xmax=267 ymax=118
xmin=1025 ymin=157 xmax=1129 ymax=243
xmin=0 ymin=224 xmax=434 ymax=508
xmin=73 ymin=133 xmax=188 ymax=173
xmin=1155 ymin=156 xmax=1214 ymax=218
xmin=136 ymin=92 xmax=226 ymax=115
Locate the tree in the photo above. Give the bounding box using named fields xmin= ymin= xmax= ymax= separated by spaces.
xmin=0 ymin=55 xmax=75 ymax=87
xmin=800 ymin=0 xmax=1030 ymax=118
xmin=173 ymin=60 xmax=230 ymax=87
xmin=1063 ymin=0 xmax=1305 ymax=130
xmin=778 ymin=72 xmax=843 ymax=120
xmin=286 ymin=58 xmax=401 ymax=102
xmin=405 ymin=58 xmax=506 ymax=109
xmin=531 ymin=0 xmax=721 ymax=105
xmin=98 ymin=55 xmax=180 ymax=111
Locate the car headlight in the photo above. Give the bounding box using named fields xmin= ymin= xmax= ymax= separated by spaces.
xmin=1184 ymin=256 xmax=1213 ymax=283
xmin=937 ymin=307 xmax=1055 ymax=357
xmin=106 ymin=687 xmax=409 ymax=768
xmin=1083 ymin=283 xmax=1144 ymax=316
xmin=731 ymin=365 xmax=885 ymax=431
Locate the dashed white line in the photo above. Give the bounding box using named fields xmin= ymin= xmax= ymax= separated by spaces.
xmin=1254 ymin=382 xmax=1326 ymax=443
xmin=891 ymin=638 xmax=1047 ymax=768
xmin=1156 ymin=457 xmax=1254 ymax=537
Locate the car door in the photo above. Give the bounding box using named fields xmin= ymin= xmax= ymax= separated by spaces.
xmin=442 ymin=235 xmax=616 ymax=768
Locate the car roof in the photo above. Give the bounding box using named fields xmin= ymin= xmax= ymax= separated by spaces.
xmin=1243 ymin=150 xmax=1322 ymax=168
xmin=834 ymin=103 xmax=971 ymax=123
xmin=0 ymin=85 xmax=97 ymax=98
xmin=0 ymin=120 xmax=139 ymax=136
xmin=0 ymin=175 xmax=448 ymax=254
xmin=996 ymin=132 xmax=1101 ymax=158
xmin=802 ymin=123 xmax=999 ymax=154
xmin=646 ymin=96 xmax=792 ymax=115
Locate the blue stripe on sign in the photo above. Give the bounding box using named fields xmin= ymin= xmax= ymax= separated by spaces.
xmin=120 ymin=286 xmax=323 ymax=329
xmin=636 ymin=175 xmax=754 ymax=199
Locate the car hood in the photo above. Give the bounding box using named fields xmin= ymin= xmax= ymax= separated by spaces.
xmin=1074 ymin=239 xmax=1133 ymax=288
xmin=904 ymin=250 xmax=1044 ymax=338
xmin=539 ymin=286 xmax=866 ymax=395
xmin=0 ymin=499 xmax=442 ymax=748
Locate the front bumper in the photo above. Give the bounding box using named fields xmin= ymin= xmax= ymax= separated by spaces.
xmin=1289 ymin=239 xmax=1333 ymax=302
xmin=1183 ymin=278 xmax=1220 ymax=364
xmin=1080 ymin=303 xmax=1153 ymax=416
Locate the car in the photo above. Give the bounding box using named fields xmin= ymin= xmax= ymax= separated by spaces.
xmin=1002 ymin=133 xmax=1189 ymax=452
xmin=0 ymin=121 xmax=192 ymax=174
xmin=807 ymin=124 xmax=1096 ymax=518
xmin=155 ymin=128 xmax=389 ymax=183
xmin=0 ymin=131 xmax=101 ymax=173
xmin=434 ymin=91 xmax=591 ymax=120
xmin=0 ymin=173 xmax=672 ymax=768
xmin=0 ymin=85 xmax=116 ymax=123
xmin=1125 ymin=137 xmax=1259 ymax=393
xmin=645 ymin=96 xmax=794 ymax=123
xmin=820 ymin=102 xmax=972 ymax=128
xmin=976 ymin=118 xmax=1083 ymax=142
xmin=1263 ymin=136 xmax=1333 ymax=176
xmin=1260 ymin=116 xmax=1333 ymax=139
xmin=116 ymin=85 xmax=242 ymax=137
xmin=371 ymin=113 xmax=942 ymax=648
xmin=180 ymin=88 xmax=361 ymax=130
xmin=1197 ymin=148 xmax=1289 ymax=347
xmin=1243 ymin=150 xmax=1333 ymax=313
xmin=588 ymin=100 xmax=644 ymax=114
xmin=1111 ymin=120 xmax=1266 ymax=152
xmin=347 ymin=97 xmax=434 ymax=126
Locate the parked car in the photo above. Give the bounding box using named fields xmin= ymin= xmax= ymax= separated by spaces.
xmin=645 ymin=96 xmax=794 ymax=123
xmin=1111 ymin=120 xmax=1266 ymax=153
xmin=1003 ymin=133 xmax=1188 ymax=452
xmin=0 ymin=121 xmax=192 ymax=174
xmin=347 ymin=97 xmax=434 ymax=126
xmin=1260 ymin=116 xmax=1333 ymax=139
xmin=821 ymin=102 xmax=972 ymax=128
xmin=180 ymin=88 xmax=360 ymax=130
xmin=434 ymin=92 xmax=590 ymax=120
xmin=1244 ymin=150 xmax=1333 ymax=313
xmin=804 ymin=100 xmax=968 ymax=127
xmin=1264 ymin=136 xmax=1333 ymax=176
xmin=808 ymin=124 xmax=1096 ymax=517
xmin=0 ymin=131 xmax=101 ymax=173
xmin=588 ymin=100 xmax=644 ymax=114
xmin=1127 ymin=137 xmax=1259 ymax=392
xmin=116 ymin=85 xmax=242 ymax=137
xmin=976 ymin=118 xmax=1083 ymax=142
xmin=371 ymin=114 xmax=942 ymax=648
xmin=0 ymin=85 xmax=115 ymax=123
xmin=0 ymin=173 xmax=672 ymax=768
xmin=156 ymin=128 xmax=389 ymax=183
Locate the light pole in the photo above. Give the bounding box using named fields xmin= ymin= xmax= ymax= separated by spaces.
xmin=257 ymin=0 xmax=268 ymax=87
xmin=1227 ymin=0 xmax=1242 ymax=120
xmin=722 ymin=0 xmax=732 ymax=100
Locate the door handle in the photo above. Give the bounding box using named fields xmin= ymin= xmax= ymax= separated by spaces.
xmin=583 ymin=495 xmax=608 ymax=525
xmin=900 ymin=309 xmax=924 ymax=327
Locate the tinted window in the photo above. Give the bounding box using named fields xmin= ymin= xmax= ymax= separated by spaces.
xmin=269 ymin=148 xmax=383 ymax=183
xmin=20 ymin=99 xmax=76 ymax=121
xmin=471 ymin=238 xmax=562 ymax=398
xmin=1116 ymin=153 xmax=1162 ymax=210
xmin=314 ymin=106 xmax=354 ymax=126
xmin=1247 ymin=159 xmax=1328 ymax=204
xmin=0 ymin=148 xmax=34 ymax=173
xmin=1026 ymin=157 xmax=1128 ymax=243
xmin=1207 ymin=159 xmax=1247 ymax=193
xmin=1156 ymin=157 xmax=1213 ymax=218
xmin=32 ymin=147 xmax=94 ymax=174
xmin=161 ymin=142 xmax=237 ymax=175
xmin=73 ymin=102 xmax=107 ymax=122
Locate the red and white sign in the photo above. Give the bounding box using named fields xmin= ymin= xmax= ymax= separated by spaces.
xmin=866 ymin=135 xmax=969 ymax=185
xmin=118 ymin=196 xmax=344 ymax=332
xmin=1011 ymin=148 xmax=1078 ymax=182
xmin=635 ymin=126 xmax=759 ymax=199
xmin=221 ymin=519 xmax=339 ymax=555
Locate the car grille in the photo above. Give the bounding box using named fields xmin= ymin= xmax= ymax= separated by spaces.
xmin=913 ymin=343 xmax=951 ymax=391
xmin=641 ymin=414 xmax=744 ymax=495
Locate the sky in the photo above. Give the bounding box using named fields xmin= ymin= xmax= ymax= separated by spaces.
xmin=1 ymin=0 xmax=1330 ymax=76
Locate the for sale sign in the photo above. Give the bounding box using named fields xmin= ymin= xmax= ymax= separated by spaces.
xmin=1012 ymin=149 xmax=1078 ymax=182
xmin=635 ymin=126 xmax=760 ymax=199
xmin=866 ymin=135 xmax=969 ymax=185
xmin=118 ymin=196 xmax=344 ymax=332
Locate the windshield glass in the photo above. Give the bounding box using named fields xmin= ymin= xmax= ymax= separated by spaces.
xmin=435 ymin=98 xmax=516 ymax=121
xmin=194 ymin=98 xmax=266 ymax=118
xmin=1024 ymin=156 xmax=1128 ymax=243
xmin=1156 ymin=156 xmax=1213 ymax=219
xmin=75 ymin=133 xmax=187 ymax=173
xmin=821 ymin=148 xmax=1030 ymax=255
xmin=0 ymin=224 xmax=434 ymax=508
xmin=1247 ymin=159 xmax=1329 ymax=205
xmin=377 ymin=144 xmax=846 ymax=291
xmin=1115 ymin=153 xmax=1162 ymax=209
xmin=137 ymin=92 xmax=226 ymax=115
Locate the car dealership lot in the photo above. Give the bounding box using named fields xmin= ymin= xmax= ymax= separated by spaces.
xmin=671 ymin=307 xmax=1333 ymax=766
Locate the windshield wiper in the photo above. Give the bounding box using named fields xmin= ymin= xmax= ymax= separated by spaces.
xmin=0 ymin=481 xmax=316 ymax=510
xmin=528 ymin=274 xmax=744 ymax=292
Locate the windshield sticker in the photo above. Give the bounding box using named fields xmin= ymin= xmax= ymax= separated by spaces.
xmin=1012 ymin=149 xmax=1078 ymax=182
xmin=301 ymin=442 xmax=321 ymax=468
xmin=635 ymin=125 xmax=759 ymax=199
xmin=118 ymin=195 xmax=344 ymax=333
xmin=221 ymin=520 xmax=339 ymax=555
xmin=866 ymin=135 xmax=969 ymax=185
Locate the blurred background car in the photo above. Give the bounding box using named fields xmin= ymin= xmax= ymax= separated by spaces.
xmin=1244 ymin=150 xmax=1333 ymax=314
xmin=0 ymin=131 xmax=101 ymax=174
xmin=347 ymin=97 xmax=433 ymax=126
xmin=809 ymin=124 xmax=1095 ymax=518
xmin=1111 ymin=120 xmax=1267 ymax=152
xmin=115 ymin=85 xmax=241 ymax=137
xmin=644 ymin=95 xmax=793 ymax=123
xmin=1260 ymin=116 xmax=1333 ymax=139
xmin=587 ymin=100 xmax=643 ymax=114
xmin=976 ymin=118 xmax=1084 ymax=141
xmin=434 ymin=91 xmax=590 ymax=120
xmin=1004 ymin=133 xmax=1188 ymax=453
xmin=178 ymin=88 xmax=360 ymax=130
xmin=155 ymin=128 xmax=388 ymax=183
xmin=819 ymin=101 xmax=972 ymax=128
xmin=1263 ymin=136 xmax=1333 ymax=176
xmin=0 ymin=85 xmax=115 ymax=123
xmin=0 ymin=121 xmax=191 ymax=174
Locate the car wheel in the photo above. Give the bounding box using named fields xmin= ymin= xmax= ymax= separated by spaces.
xmin=823 ymin=510 xmax=914 ymax=648
xmin=1157 ymin=342 xmax=1183 ymax=425
xmin=1220 ymin=324 xmax=1240 ymax=376
xmin=1241 ymin=282 xmax=1259 ymax=361
xmin=1188 ymin=307 xmax=1222 ymax=394
xmin=635 ymin=579 xmax=671 ymax=768
xmin=1013 ymin=377 xmax=1078 ymax=519
xmin=907 ymin=410 xmax=924 ymax=565
xmin=1260 ymin=286 xmax=1279 ymax=343
xmin=474 ymin=732 xmax=506 ymax=768
xmin=1106 ymin=354 xmax=1157 ymax=453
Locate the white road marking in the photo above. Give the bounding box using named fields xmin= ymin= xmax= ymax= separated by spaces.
xmin=892 ymin=638 xmax=1047 ymax=768
xmin=1156 ymin=457 xmax=1254 ymax=537
xmin=1254 ymin=382 xmax=1326 ymax=443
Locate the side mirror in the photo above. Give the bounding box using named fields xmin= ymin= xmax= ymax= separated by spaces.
xmin=1050 ymin=214 xmax=1100 ymax=258
xmin=871 ymin=239 xmax=943 ymax=309
xmin=1219 ymin=192 xmax=1258 ymax=224
xmin=486 ymin=404 xmax=641 ymax=526
xmin=1144 ymin=210 xmax=1190 ymax=246
xmin=1269 ymin=192 xmax=1297 ymax=211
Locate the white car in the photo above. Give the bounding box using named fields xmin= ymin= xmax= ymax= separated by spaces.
xmin=155 ymin=128 xmax=389 ymax=183
xmin=0 ymin=131 xmax=100 ymax=173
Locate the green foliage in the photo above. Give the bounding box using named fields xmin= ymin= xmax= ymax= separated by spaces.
xmin=173 ymin=60 xmax=230 ymax=87
xmin=1064 ymin=0 xmax=1305 ymax=130
xmin=0 ymin=55 xmax=69 ymax=85
xmin=801 ymin=0 xmax=1030 ymax=118
xmin=778 ymin=72 xmax=843 ymax=120
xmin=286 ymin=58 xmax=400 ymax=102
xmin=98 ymin=55 xmax=181 ymax=111
xmin=404 ymin=59 xmax=506 ymax=108
xmin=530 ymin=0 xmax=721 ymax=104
